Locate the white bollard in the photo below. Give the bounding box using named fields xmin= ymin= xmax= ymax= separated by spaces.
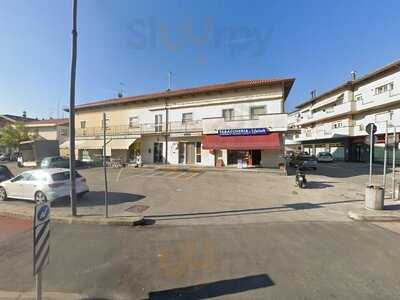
xmin=365 ymin=185 xmax=384 ymax=210
xmin=395 ymin=182 xmax=400 ymax=201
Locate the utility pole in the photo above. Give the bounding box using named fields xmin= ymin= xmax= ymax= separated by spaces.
xmin=392 ymin=127 xmax=397 ymax=199
xmin=69 ymin=0 xmax=78 ymax=216
xmin=382 ymin=121 xmax=388 ymax=189
xmin=165 ymin=72 xmax=172 ymax=165
xmin=103 ymin=113 xmax=109 ymax=218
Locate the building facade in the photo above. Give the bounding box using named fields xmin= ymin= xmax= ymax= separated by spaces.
xmin=63 ymin=79 xmax=294 ymax=168
xmin=290 ymin=60 xmax=400 ymax=163
xmin=25 ymin=118 xmax=69 ymax=145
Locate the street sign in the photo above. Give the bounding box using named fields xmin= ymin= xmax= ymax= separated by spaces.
xmin=33 ymin=202 xmax=50 ymax=275
xmin=366 ymin=123 xmax=377 ymax=135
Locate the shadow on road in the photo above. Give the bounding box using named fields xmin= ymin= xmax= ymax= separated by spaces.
xmin=144 ymin=274 xmax=273 ymax=300
xmin=51 ymin=191 xmax=145 ymax=208
xmin=145 ymin=199 xmax=363 ymax=221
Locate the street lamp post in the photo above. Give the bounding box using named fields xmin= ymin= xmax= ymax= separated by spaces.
xmin=69 ymin=0 xmax=78 ymax=216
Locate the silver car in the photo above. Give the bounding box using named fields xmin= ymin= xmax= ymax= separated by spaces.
xmin=0 ymin=168 xmax=89 ymax=203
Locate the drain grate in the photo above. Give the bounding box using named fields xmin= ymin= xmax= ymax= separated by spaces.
xmin=125 ymin=204 xmax=150 ymax=213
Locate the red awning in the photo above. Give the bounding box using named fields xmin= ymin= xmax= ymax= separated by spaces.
xmin=202 ymin=133 xmax=282 ymax=150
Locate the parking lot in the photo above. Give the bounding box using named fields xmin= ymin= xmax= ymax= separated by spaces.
xmin=2 ymin=160 xmax=397 ymax=225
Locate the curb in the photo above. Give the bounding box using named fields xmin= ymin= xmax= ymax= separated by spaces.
xmin=348 ymin=210 xmax=400 ymax=222
xmin=138 ymin=165 xmax=284 ymax=175
xmin=0 ymin=210 xmax=143 ymax=226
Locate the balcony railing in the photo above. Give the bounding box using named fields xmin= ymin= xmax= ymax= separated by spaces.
xmin=75 ymin=120 xmax=203 ymax=137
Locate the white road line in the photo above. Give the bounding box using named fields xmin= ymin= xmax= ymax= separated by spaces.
xmin=175 ymin=172 xmax=188 ymax=178
xmin=184 ymin=172 xmax=199 ymax=180
xmin=116 ymin=167 xmax=124 ymax=182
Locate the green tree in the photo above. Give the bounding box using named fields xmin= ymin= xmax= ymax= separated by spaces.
xmin=0 ymin=123 xmax=30 ymax=149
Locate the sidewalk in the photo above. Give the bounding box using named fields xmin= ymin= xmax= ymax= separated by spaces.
xmin=0 ymin=201 xmax=143 ymax=226
xmin=348 ymin=200 xmax=400 ymax=222
xmin=137 ymin=164 xmax=285 ymax=174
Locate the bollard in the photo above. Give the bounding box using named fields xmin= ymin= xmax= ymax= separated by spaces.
xmin=395 ymin=182 xmax=400 ymax=201
xmin=365 ymin=185 xmax=384 ymax=210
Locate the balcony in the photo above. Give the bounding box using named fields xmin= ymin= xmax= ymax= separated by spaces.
xmin=75 ymin=120 xmax=203 ymax=138
xmin=297 ymin=101 xmax=355 ymax=125
xmin=202 ymin=113 xmax=288 ymax=134
xmin=295 ymin=126 xmax=351 ymax=141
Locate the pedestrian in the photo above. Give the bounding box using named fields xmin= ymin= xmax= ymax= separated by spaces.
xmin=17 ymin=154 xmax=24 ymax=168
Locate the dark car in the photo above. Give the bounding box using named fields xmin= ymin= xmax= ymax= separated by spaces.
xmin=41 ymin=156 xmax=70 ymax=168
xmin=0 ymin=153 xmax=10 ymax=161
xmin=0 ymin=165 xmax=13 ymax=183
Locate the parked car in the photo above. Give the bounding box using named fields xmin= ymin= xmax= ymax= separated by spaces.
xmin=317 ymin=152 xmax=334 ymax=162
xmin=0 ymin=165 xmax=13 ymax=183
xmin=41 ymin=156 xmax=69 ymax=168
xmin=0 ymin=168 xmax=89 ymax=203
xmin=301 ymin=155 xmax=318 ymax=170
xmin=0 ymin=153 xmax=10 ymax=161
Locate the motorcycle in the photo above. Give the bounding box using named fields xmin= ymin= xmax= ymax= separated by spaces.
xmin=295 ymin=165 xmax=307 ymax=188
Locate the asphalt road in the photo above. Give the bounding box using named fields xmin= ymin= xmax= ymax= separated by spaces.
xmin=1 ymin=218 xmax=400 ymax=299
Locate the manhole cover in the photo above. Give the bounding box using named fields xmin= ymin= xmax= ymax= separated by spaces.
xmin=125 ymin=205 xmax=150 ymax=213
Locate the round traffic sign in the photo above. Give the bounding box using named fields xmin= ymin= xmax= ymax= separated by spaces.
xmin=366 ymin=123 xmax=377 ymax=134
xmin=37 ymin=205 xmax=50 ymax=222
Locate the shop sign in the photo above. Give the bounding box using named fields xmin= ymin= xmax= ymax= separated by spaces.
xmin=218 ymin=128 xmax=269 ymax=136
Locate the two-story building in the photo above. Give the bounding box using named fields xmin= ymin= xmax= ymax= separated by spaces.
xmin=25 ymin=118 xmax=69 ymax=145
xmin=63 ymin=78 xmax=294 ymax=168
xmin=292 ymin=60 xmax=400 ymax=162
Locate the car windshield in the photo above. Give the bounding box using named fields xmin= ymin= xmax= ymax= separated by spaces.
xmin=52 ymin=171 xmax=82 ymax=181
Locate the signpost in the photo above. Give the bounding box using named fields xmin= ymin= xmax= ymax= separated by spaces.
xmin=392 ymin=127 xmax=397 ymax=199
xmin=33 ymin=202 xmax=51 ymax=300
xmin=366 ymin=123 xmax=377 ymax=186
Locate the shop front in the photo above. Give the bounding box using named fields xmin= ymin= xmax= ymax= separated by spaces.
xmin=202 ymin=128 xmax=283 ymax=168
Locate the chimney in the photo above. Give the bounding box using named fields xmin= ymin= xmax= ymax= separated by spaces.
xmin=310 ymin=90 xmax=316 ymax=99
xmin=351 ymin=70 xmax=356 ymax=81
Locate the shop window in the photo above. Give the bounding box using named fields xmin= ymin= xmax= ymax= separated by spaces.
xmin=196 ymin=142 xmax=201 ymax=163
xmin=222 ymin=109 xmax=234 ymax=121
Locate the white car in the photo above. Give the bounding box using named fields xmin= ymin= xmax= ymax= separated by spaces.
xmin=0 ymin=168 xmax=89 ymax=203
xmin=317 ymin=152 xmax=334 ymax=162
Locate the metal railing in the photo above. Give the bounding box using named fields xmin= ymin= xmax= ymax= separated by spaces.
xmin=74 ymin=120 xmax=203 ymax=137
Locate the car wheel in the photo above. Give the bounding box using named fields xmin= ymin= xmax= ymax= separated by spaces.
xmin=0 ymin=187 xmax=7 ymax=201
xmin=34 ymin=191 xmax=48 ymax=204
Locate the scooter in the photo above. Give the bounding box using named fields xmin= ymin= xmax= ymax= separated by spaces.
xmin=295 ymin=165 xmax=307 ymax=188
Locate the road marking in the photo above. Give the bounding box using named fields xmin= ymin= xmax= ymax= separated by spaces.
xmin=184 ymin=172 xmax=200 ymax=180
xmin=116 ymin=167 xmax=124 ymax=182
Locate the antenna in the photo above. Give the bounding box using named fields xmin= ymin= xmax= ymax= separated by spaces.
xmin=118 ymin=82 xmax=125 ymax=98
xmin=168 ymin=71 xmax=172 ymax=91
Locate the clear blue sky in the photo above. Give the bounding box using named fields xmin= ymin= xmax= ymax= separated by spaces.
xmin=1 ymin=0 xmax=399 ymax=119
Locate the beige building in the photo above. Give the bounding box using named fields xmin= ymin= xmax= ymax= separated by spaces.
xmin=63 ymin=79 xmax=295 ymax=167
xmin=25 ymin=118 xmax=69 ymax=145
xmin=289 ymin=60 xmax=400 ymax=162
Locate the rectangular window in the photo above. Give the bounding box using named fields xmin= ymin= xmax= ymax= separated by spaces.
xmin=196 ymin=142 xmax=201 ymax=163
xmin=250 ymin=106 xmax=266 ymax=119
xmin=155 ymin=114 xmax=163 ymax=132
xmin=332 ymin=122 xmax=343 ymax=129
xmin=101 ymin=117 xmax=110 ymax=128
xmin=80 ymin=121 xmax=86 ymax=129
xmin=375 ymin=82 xmax=394 ymax=95
xmin=129 ymin=116 xmax=139 ymax=128
xmin=222 ymin=109 xmax=234 ymax=121
xmin=182 ymin=113 xmax=193 ymax=124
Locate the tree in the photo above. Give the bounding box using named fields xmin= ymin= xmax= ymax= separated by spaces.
xmin=0 ymin=123 xmax=30 ymax=149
